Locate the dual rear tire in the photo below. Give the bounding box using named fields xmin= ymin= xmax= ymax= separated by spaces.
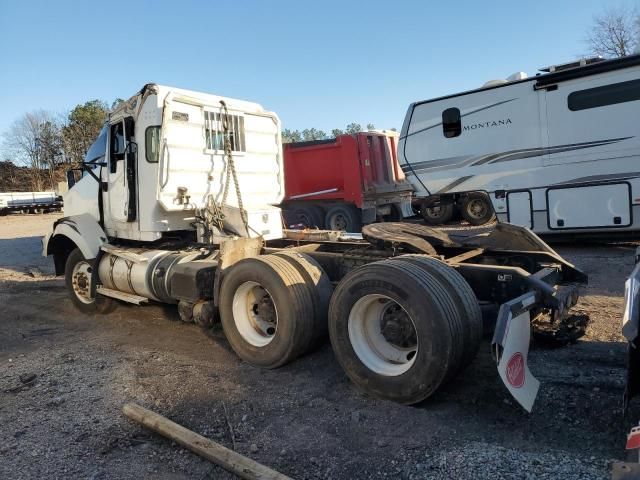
xmin=328 ymin=256 xmax=481 ymax=404
xmin=421 ymin=192 xmax=496 ymax=226
xmin=219 ymin=253 xmax=332 ymax=369
xmin=220 ymin=252 xmax=481 ymax=404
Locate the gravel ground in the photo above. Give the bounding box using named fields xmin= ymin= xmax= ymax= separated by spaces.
xmin=1 ymin=213 xmax=639 ymax=479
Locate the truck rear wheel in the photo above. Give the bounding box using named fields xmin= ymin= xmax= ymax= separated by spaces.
xmin=273 ymin=251 xmax=332 ymax=348
xmin=420 ymin=197 xmax=454 ymax=225
xmin=393 ymin=255 xmax=483 ymax=372
xmin=219 ymin=255 xmax=316 ymax=368
xmin=460 ymin=192 xmax=496 ymax=226
xmin=325 ymin=204 xmax=362 ymax=232
xmin=328 ymin=259 xmax=463 ymax=404
xmin=65 ymin=248 xmax=116 ymax=314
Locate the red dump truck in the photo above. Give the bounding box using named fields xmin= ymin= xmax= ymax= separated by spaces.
xmin=281 ymin=131 xmax=414 ymax=232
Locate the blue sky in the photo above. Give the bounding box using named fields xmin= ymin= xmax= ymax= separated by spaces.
xmin=0 ymin=0 xmax=631 ymax=143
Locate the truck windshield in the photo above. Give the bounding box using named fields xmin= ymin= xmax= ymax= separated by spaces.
xmin=84 ymin=125 xmax=108 ymax=164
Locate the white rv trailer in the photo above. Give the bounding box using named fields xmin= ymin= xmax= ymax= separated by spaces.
xmin=399 ymin=54 xmax=640 ymax=235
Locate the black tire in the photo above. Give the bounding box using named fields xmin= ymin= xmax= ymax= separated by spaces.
xmin=382 ymin=204 xmax=403 ymax=222
xmin=325 ymin=204 xmax=362 ymax=232
xmin=219 ymin=255 xmax=315 ymax=368
xmin=420 ymin=197 xmax=454 ymax=225
xmin=64 ymin=248 xmax=116 ymax=314
xmin=328 ymin=259 xmax=462 ymax=404
xmin=273 ymin=251 xmax=333 ymax=348
xmin=460 ymin=192 xmax=496 ymax=226
xmin=392 ymin=255 xmax=482 ymax=371
xmin=284 ymin=204 xmax=325 ymax=229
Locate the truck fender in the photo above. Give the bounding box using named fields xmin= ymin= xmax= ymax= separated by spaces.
xmin=43 ymin=213 xmax=108 ymax=275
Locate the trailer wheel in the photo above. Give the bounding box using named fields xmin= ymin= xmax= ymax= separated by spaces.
xmin=328 ymin=259 xmax=462 ymax=404
xmin=392 ymin=255 xmax=483 ymax=372
xmin=65 ymin=248 xmax=115 ymax=314
xmin=460 ymin=192 xmax=496 ymax=226
xmin=420 ymin=197 xmax=454 ymax=225
xmin=219 ymin=255 xmax=315 ymax=368
xmin=273 ymin=251 xmax=332 ymax=348
xmin=325 ymin=204 xmax=362 ymax=232
xmin=285 ymin=204 xmax=325 ymax=229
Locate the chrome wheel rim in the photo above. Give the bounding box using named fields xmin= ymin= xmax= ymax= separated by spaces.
xmin=71 ymin=260 xmax=94 ymax=304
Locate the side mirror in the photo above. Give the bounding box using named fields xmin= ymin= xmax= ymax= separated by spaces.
xmin=66 ymin=169 xmax=77 ymax=189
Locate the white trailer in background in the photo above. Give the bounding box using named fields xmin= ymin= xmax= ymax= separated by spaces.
xmin=0 ymin=191 xmax=62 ymax=215
xmin=399 ymin=54 xmax=640 ymax=236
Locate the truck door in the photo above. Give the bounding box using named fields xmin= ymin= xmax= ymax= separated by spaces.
xmin=107 ymin=118 xmax=137 ymax=223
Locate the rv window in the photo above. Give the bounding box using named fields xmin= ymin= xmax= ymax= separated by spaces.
xmin=145 ymin=126 xmax=161 ymax=163
xmin=568 ymin=79 xmax=640 ymax=111
xmin=442 ymin=108 xmax=461 ymax=138
xmin=204 ymin=111 xmax=246 ymax=153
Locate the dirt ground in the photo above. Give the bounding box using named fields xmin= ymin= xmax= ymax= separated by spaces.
xmin=1 ymin=213 xmax=639 ymax=479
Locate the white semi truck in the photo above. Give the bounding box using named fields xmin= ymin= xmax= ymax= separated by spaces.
xmin=43 ymin=83 xmax=588 ymax=410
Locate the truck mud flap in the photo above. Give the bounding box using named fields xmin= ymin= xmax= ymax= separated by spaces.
xmin=492 ymin=291 xmax=540 ymax=412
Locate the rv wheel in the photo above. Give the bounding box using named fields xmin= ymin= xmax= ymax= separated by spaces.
xmin=420 ymin=197 xmax=453 ymax=225
xmin=460 ymin=192 xmax=496 ymax=226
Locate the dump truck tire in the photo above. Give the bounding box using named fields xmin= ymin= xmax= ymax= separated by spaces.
xmin=219 ymin=255 xmax=315 ymax=369
xmin=273 ymin=251 xmax=332 ymax=348
xmin=328 ymin=259 xmax=461 ymax=404
xmin=392 ymin=255 xmax=483 ymax=371
xmin=284 ymin=204 xmax=325 ymax=229
xmin=325 ymin=204 xmax=362 ymax=232
xmin=460 ymin=192 xmax=496 ymax=225
xmin=65 ymin=248 xmax=116 ymax=314
xmin=420 ymin=197 xmax=454 ymax=225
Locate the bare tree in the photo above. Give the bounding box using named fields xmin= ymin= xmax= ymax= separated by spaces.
xmin=2 ymin=110 xmax=62 ymax=190
xmin=586 ymin=6 xmax=639 ymax=58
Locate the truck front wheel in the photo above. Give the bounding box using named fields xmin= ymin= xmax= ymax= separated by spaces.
xmin=64 ymin=248 xmax=115 ymax=314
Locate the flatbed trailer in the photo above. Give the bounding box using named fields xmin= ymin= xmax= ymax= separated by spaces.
xmin=43 ymin=84 xmax=588 ymax=411
xmin=0 ymin=191 xmax=62 ymax=215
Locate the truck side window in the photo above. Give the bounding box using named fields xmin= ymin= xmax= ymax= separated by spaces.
xmin=442 ymin=108 xmax=461 ymax=138
xmin=145 ymin=126 xmax=161 ymax=163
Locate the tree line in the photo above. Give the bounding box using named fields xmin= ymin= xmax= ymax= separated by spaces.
xmin=1 ymin=99 xmax=122 ymax=191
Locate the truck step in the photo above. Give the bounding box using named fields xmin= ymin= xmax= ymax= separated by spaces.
xmin=96 ymin=286 xmax=149 ymax=305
